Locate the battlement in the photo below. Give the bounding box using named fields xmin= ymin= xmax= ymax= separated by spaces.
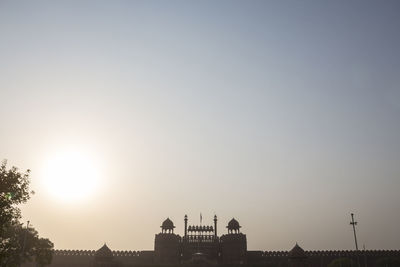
xmin=23 ymin=215 xmax=399 ymax=267
xmin=52 ymin=248 xmax=400 ymax=258
xmin=305 ymin=249 xmax=400 ymax=257
xmin=260 ymin=249 xmax=400 ymax=258
xmin=262 ymin=251 xmax=289 ymax=257
xmin=53 ymin=249 xmax=144 ymax=257
xmin=22 ymin=248 xmax=400 ymax=267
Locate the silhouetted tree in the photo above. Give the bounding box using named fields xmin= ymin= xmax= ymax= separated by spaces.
xmin=0 ymin=160 xmax=53 ymax=267
xmin=328 ymin=257 xmax=356 ymax=267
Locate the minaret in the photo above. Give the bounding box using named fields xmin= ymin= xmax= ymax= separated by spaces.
xmin=184 ymin=214 xmax=188 ymax=238
xmin=214 ymin=215 xmax=218 ymax=237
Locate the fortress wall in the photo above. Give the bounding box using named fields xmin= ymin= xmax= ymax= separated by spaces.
xmin=22 ymin=254 xmax=93 ymax=267
xmin=260 ymin=250 xmax=400 ymax=267
xmin=21 ymin=249 xmax=152 ymax=267
xmin=21 ymin=249 xmax=400 ymax=267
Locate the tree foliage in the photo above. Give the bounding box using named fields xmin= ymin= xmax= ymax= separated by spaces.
xmin=0 ymin=160 xmax=53 ymax=267
xmin=0 ymin=161 xmax=31 ymax=228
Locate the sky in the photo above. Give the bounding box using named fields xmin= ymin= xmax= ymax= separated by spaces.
xmin=1 ymin=0 xmax=400 ymax=252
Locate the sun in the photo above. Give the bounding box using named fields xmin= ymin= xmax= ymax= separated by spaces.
xmin=42 ymin=150 xmax=101 ymax=203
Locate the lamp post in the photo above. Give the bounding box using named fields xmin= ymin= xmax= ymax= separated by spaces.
xmin=350 ymin=213 xmax=360 ymax=267
xmin=350 ymin=213 xmax=358 ymax=250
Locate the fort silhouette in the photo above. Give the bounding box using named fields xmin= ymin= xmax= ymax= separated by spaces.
xmin=22 ymin=215 xmax=400 ymax=267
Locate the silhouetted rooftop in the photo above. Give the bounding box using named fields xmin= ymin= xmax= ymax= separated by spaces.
xmin=227 ymin=218 xmax=240 ymax=230
xmin=288 ymin=243 xmax=307 ymax=259
xmin=95 ymin=244 xmax=113 ymax=258
xmin=161 ymin=218 xmax=175 ymax=230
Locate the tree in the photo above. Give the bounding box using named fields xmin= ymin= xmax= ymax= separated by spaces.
xmin=0 ymin=160 xmax=53 ymax=267
xmin=0 ymin=160 xmax=31 ymax=229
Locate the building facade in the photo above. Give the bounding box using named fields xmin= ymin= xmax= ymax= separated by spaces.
xmin=154 ymin=216 xmax=247 ymax=265
xmin=21 ymin=215 xmax=400 ymax=267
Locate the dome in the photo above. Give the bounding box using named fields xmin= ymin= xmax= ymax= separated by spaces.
xmin=288 ymin=243 xmax=307 ymax=259
xmin=161 ymin=218 xmax=175 ymax=230
xmin=227 ymin=218 xmax=241 ymax=230
xmin=94 ymin=244 xmax=113 ymax=258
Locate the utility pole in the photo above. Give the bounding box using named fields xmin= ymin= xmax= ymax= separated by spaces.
xmin=350 ymin=213 xmax=358 ymax=250
xmin=350 ymin=213 xmax=360 ymax=267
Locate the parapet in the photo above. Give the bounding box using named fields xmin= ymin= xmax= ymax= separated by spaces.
xmin=53 ymin=249 xmax=143 ymax=257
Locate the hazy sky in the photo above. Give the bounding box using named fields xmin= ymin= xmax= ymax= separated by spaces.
xmin=1 ymin=1 xmax=400 ymax=252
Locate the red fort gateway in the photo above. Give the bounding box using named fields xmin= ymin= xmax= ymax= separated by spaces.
xmin=22 ymin=215 xmax=400 ymax=267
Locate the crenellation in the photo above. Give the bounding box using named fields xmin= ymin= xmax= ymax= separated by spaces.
xmin=22 ymin=216 xmax=400 ymax=267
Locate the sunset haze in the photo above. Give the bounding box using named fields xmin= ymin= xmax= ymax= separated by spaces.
xmin=1 ymin=0 xmax=400 ymax=253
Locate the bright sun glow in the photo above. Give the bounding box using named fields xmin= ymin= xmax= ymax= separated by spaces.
xmin=42 ymin=150 xmax=101 ymax=203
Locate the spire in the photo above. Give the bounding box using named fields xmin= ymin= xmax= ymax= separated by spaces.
xmin=184 ymin=214 xmax=188 ymax=237
xmin=214 ymin=214 xmax=218 ymax=237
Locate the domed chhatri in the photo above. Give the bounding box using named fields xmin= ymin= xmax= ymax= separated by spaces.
xmin=288 ymin=243 xmax=307 ymax=259
xmin=161 ymin=218 xmax=175 ymax=233
xmin=227 ymin=218 xmax=241 ymax=233
xmin=94 ymin=243 xmax=113 ymax=259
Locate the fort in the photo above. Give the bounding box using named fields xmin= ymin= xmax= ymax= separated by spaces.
xmin=22 ymin=215 xmax=400 ymax=267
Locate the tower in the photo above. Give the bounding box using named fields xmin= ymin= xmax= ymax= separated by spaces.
xmin=220 ymin=218 xmax=247 ymax=264
xmin=154 ymin=218 xmax=180 ymax=263
xmin=184 ymin=215 xmax=188 ymax=238
xmin=214 ymin=215 xmax=217 ymax=238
